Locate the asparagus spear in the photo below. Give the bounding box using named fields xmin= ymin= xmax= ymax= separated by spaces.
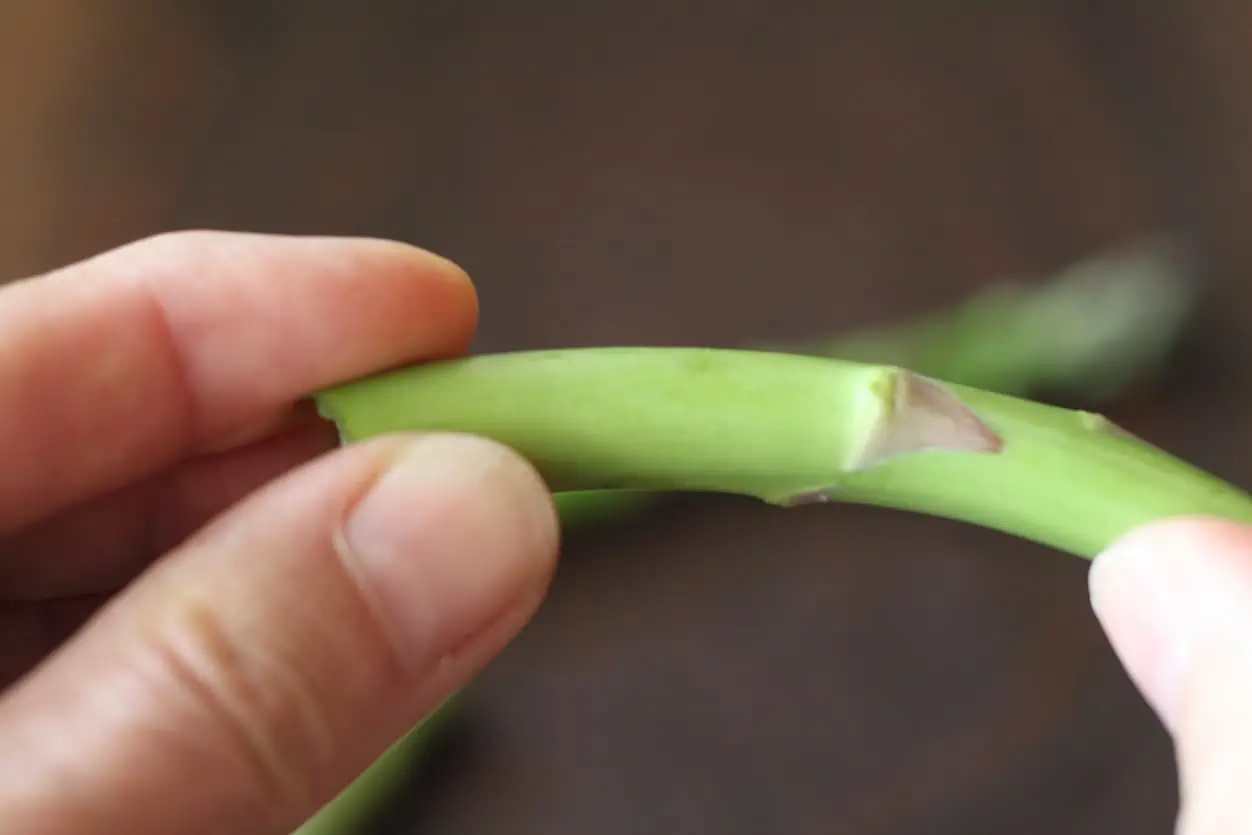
xmin=555 ymin=237 xmax=1195 ymax=530
xmin=289 ymin=697 xmax=457 ymax=835
xmin=305 ymin=343 xmax=1242 ymax=833
xmin=295 ymin=236 xmax=1201 ymax=834
xmin=813 ymin=236 xmax=1192 ymax=401
xmin=317 ymin=347 xmax=1250 ymax=558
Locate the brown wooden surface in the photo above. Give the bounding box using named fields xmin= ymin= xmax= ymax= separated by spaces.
xmin=4 ymin=2 xmax=1252 ymax=833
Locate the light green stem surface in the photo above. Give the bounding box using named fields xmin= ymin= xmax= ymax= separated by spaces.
xmin=292 ymin=697 xmax=457 ymax=835
xmin=294 ymin=237 xmax=1201 ymax=834
xmin=820 ymin=236 xmax=1193 ymax=400
xmin=554 ymin=237 xmax=1195 ymax=530
xmin=316 ymin=347 xmax=1252 ymax=559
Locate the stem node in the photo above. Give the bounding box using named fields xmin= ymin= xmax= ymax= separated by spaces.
xmin=854 ymin=371 xmax=1004 ymax=470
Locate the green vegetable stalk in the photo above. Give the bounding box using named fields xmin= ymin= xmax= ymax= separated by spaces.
xmin=293 ymin=237 xmax=1203 ymax=834
xmin=819 ymin=235 xmax=1193 ymax=401
xmin=553 ymin=237 xmax=1196 ymax=530
xmin=316 ymin=347 xmax=1252 ymax=559
xmin=291 ymin=697 xmax=457 ymax=835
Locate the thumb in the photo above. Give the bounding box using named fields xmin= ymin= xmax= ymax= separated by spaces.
xmin=1090 ymin=517 xmax=1252 ymax=835
xmin=0 ymin=433 xmax=559 ymax=835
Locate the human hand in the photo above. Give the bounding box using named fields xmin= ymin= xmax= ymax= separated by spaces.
xmin=0 ymin=232 xmax=560 ymax=834
xmin=1091 ymin=517 xmax=1252 ymax=834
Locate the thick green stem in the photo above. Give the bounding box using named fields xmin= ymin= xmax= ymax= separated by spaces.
xmin=317 ymin=347 xmax=1252 ymax=559
xmin=296 ymin=237 xmax=1201 ymax=833
xmin=292 ymin=697 xmax=458 ymax=835
xmin=554 ymin=237 xmax=1195 ymax=530
xmin=820 ymin=235 xmax=1193 ymax=401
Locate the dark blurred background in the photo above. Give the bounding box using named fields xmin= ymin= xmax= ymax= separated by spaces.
xmin=5 ymin=2 xmax=1252 ymax=833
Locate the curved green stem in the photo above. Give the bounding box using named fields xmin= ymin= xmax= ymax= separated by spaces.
xmin=317 ymin=347 xmax=1252 ymax=559
xmin=293 ymin=238 xmax=1201 ymax=834
xmin=554 ymin=237 xmax=1196 ymax=531
xmin=819 ymin=235 xmax=1193 ymax=401
xmin=292 ymin=697 xmax=458 ymax=835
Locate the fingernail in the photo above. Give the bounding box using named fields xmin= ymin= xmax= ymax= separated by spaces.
xmin=339 ymin=434 xmax=557 ymax=672
xmin=1089 ymin=527 xmax=1196 ymax=728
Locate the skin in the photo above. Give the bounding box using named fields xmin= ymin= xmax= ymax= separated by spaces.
xmin=0 ymin=230 xmax=1242 ymax=835
xmin=0 ymin=231 xmax=560 ymax=834
xmin=1091 ymin=518 xmax=1252 ymax=835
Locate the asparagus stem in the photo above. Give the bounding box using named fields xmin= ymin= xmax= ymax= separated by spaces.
xmin=317 ymin=347 xmax=1252 ymax=559
xmin=819 ymin=236 xmax=1194 ymax=400
xmin=551 ymin=489 xmax=656 ymax=529
xmin=554 ymin=237 xmax=1196 ymax=531
xmin=292 ymin=697 xmax=458 ymax=835
xmin=296 ymin=237 xmax=1199 ymax=833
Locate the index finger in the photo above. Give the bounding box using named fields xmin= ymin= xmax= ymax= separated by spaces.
xmin=0 ymin=230 xmax=478 ymax=533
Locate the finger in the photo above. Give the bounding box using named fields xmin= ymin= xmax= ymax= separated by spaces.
xmin=0 ymin=230 xmax=476 ymax=533
xmin=0 ymin=433 xmax=559 ymax=835
xmin=1089 ymin=518 xmax=1252 ymax=835
xmin=0 ymin=407 xmax=339 ymax=601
